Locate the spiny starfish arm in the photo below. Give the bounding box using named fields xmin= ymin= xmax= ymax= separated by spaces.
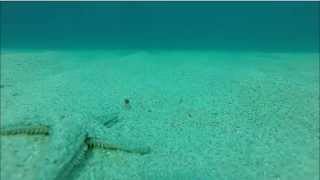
xmin=56 ymin=141 xmax=89 ymax=180
xmin=87 ymin=119 xmax=152 ymax=155
xmin=0 ymin=124 xmax=49 ymax=136
xmin=86 ymin=137 xmax=151 ymax=155
xmin=36 ymin=120 xmax=88 ymax=180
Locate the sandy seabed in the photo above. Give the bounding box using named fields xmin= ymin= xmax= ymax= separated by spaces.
xmin=1 ymin=50 xmax=319 ymax=180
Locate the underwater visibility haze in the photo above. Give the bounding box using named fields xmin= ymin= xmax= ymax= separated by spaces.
xmin=0 ymin=2 xmax=319 ymax=180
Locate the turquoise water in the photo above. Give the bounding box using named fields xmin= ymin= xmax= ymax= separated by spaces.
xmin=0 ymin=2 xmax=319 ymax=180
xmin=1 ymin=2 xmax=319 ymax=51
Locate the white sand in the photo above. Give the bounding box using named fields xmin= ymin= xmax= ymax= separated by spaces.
xmin=1 ymin=50 xmax=319 ymax=180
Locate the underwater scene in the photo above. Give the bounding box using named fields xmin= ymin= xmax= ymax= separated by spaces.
xmin=0 ymin=2 xmax=319 ymax=180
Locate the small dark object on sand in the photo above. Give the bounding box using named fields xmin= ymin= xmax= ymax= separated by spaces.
xmin=179 ymin=98 xmax=183 ymax=104
xmin=123 ymin=98 xmax=131 ymax=109
xmin=103 ymin=114 xmax=120 ymax=128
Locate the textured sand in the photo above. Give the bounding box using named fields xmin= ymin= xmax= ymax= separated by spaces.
xmin=1 ymin=50 xmax=319 ymax=180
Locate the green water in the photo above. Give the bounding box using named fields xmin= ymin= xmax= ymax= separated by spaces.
xmin=1 ymin=2 xmax=319 ymax=52
xmin=0 ymin=2 xmax=319 ymax=180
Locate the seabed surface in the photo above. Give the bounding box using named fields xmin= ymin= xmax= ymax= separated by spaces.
xmin=0 ymin=50 xmax=319 ymax=180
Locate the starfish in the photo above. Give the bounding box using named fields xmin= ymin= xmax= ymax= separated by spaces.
xmin=0 ymin=112 xmax=151 ymax=180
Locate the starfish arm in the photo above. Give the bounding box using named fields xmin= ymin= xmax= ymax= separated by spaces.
xmin=0 ymin=123 xmax=49 ymax=135
xmin=86 ymin=137 xmax=151 ymax=155
xmin=55 ymin=140 xmax=89 ymax=180
xmin=87 ymin=122 xmax=151 ymax=155
xmin=35 ymin=117 xmax=88 ymax=180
